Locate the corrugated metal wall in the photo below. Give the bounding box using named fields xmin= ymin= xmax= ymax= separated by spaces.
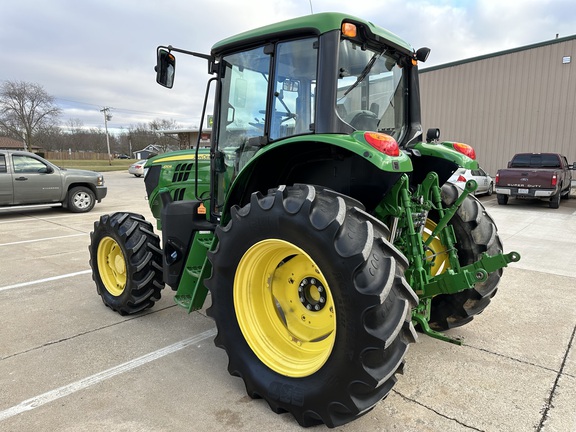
xmin=420 ymin=37 xmax=576 ymax=176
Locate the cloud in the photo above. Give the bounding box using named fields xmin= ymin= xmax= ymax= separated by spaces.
xmin=1 ymin=0 xmax=574 ymax=133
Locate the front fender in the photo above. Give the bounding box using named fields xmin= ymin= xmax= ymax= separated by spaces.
xmin=413 ymin=141 xmax=478 ymax=170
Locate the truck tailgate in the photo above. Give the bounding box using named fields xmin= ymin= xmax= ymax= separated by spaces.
xmin=499 ymin=169 xmax=555 ymax=188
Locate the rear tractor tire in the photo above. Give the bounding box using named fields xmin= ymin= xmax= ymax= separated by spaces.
xmin=207 ymin=184 xmax=418 ymax=428
xmin=89 ymin=212 xmax=164 ymax=315
xmin=427 ymin=183 xmax=504 ymax=331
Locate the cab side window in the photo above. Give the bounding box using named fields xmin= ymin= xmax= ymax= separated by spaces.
xmin=0 ymin=155 xmax=6 ymax=173
xmin=12 ymin=155 xmax=48 ymax=173
xmin=270 ymin=37 xmax=317 ymax=140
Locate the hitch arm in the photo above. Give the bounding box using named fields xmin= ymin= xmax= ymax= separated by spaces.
xmin=422 ymin=251 xmax=521 ymax=298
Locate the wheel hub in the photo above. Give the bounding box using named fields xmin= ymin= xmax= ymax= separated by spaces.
xmin=75 ymin=193 xmax=90 ymax=208
xmin=298 ymin=277 xmax=327 ymax=311
xmin=114 ymin=254 xmax=126 ymax=274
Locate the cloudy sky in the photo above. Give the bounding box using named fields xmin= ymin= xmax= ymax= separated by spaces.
xmin=1 ymin=0 xmax=574 ymax=134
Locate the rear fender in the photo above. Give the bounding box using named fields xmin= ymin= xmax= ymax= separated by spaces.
xmin=221 ymin=132 xmax=413 ymax=223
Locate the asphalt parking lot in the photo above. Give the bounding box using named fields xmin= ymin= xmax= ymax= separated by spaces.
xmin=1 ymin=171 xmax=574 ymax=432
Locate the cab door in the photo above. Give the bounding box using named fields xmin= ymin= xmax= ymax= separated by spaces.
xmin=11 ymin=154 xmax=62 ymax=204
xmin=0 ymin=154 xmax=13 ymax=205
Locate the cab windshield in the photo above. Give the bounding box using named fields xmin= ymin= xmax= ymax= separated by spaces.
xmin=337 ymin=39 xmax=406 ymax=141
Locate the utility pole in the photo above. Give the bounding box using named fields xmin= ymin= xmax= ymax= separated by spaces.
xmin=101 ymin=107 xmax=112 ymax=165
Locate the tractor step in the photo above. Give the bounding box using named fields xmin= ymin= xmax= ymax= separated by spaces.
xmin=174 ymin=231 xmax=216 ymax=313
xmin=174 ymin=294 xmax=194 ymax=309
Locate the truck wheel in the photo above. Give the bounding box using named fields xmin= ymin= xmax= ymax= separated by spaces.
xmin=496 ymin=193 xmax=508 ymax=205
xmin=427 ymin=183 xmax=504 ymax=330
xmin=207 ymin=184 xmax=418 ymax=428
xmin=68 ymin=186 xmax=95 ymax=212
xmin=549 ymin=192 xmax=560 ymax=208
xmin=89 ymin=212 xmax=164 ymax=315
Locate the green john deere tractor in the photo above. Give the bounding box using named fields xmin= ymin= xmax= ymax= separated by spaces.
xmin=89 ymin=12 xmax=520 ymax=428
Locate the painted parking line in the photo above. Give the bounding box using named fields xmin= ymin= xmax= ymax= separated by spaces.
xmin=0 ymin=233 xmax=86 ymax=247
xmin=0 ymin=328 xmax=217 ymax=422
xmin=0 ymin=270 xmax=92 ymax=293
xmin=0 ymin=214 xmax=78 ymax=224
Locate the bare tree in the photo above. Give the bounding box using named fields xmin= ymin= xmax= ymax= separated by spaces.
xmin=149 ymin=118 xmax=179 ymax=152
xmin=0 ymin=80 xmax=61 ymax=151
xmin=124 ymin=118 xmax=180 ymax=154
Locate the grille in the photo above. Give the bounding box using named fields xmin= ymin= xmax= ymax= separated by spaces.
xmin=172 ymin=162 xmax=194 ymax=183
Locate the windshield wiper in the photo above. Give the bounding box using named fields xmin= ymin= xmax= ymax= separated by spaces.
xmin=342 ymin=51 xmax=383 ymax=97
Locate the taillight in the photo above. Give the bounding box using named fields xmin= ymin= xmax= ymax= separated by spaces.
xmin=457 ymin=175 xmax=467 ymax=182
xmin=551 ymin=174 xmax=557 ymax=187
xmin=453 ymin=142 xmax=476 ymax=160
xmin=495 ymin=173 xmax=500 ymax=185
xmin=364 ymin=132 xmax=400 ymax=156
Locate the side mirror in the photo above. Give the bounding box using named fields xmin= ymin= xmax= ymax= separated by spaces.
xmin=39 ymin=166 xmax=54 ymax=174
xmin=416 ymin=47 xmax=431 ymax=63
xmin=156 ymin=48 xmax=176 ymax=88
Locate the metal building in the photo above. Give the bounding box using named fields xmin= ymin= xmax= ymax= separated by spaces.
xmin=419 ymin=34 xmax=576 ymax=177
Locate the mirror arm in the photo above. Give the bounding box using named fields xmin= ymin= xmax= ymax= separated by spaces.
xmin=163 ymin=45 xmax=213 ymax=63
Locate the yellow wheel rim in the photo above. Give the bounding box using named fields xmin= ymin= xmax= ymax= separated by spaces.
xmin=422 ymin=219 xmax=451 ymax=276
xmin=234 ymin=239 xmax=336 ymax=377
xmin=97 ymin=236 xmax=127 ymax=296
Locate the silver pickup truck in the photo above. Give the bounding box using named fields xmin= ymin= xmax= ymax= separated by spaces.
xmin=0 ymin=150 xmax=107 ymax=212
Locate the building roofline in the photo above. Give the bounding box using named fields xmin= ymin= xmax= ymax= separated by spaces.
xmin=157 ymin=128 xmax=212 ymax=134
xmin=421 ymin=33 xmax=576 ymax=73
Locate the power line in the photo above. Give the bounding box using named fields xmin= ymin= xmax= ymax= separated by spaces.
xmin=54 ymin=97 xmax=191 ymax=119
xmin=54 ymin=97 xmax=102 ymax=109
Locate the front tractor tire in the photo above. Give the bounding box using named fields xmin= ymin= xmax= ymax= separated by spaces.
xmin=89 ymin=212 xmax=164 ymax=315
xmin=427 ymin=183 xmax=504 ymax=330
xmin=206 ymin=185 xmax=418 ymax=428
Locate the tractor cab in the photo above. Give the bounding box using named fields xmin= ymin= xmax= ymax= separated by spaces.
xmin=155 ymin=13 xmax=430 ymax=217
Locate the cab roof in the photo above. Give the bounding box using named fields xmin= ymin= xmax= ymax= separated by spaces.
xmin=211 ymin=12 xmax=413 ymax=56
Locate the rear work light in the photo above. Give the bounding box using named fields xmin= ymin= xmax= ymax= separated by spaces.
xmin=364 ymin=132 xmax=400 ymax=157
xmin=452 ymin=142 xmax=476 ymax=160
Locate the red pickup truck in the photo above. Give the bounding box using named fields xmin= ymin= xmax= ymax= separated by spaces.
xmin=495 ymin=152 xmax=574 ymax=208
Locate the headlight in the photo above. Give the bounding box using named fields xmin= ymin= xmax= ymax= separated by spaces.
xmin=97 ymin=176 xmax=104 ymax=186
